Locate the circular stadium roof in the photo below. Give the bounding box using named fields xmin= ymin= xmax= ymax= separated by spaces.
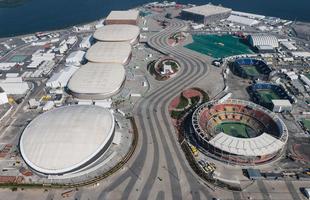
xmin=85 ymin=42 xmax=132 ymax=64
xmin=94 ymin=25 xmax=140 ymax=44
xmin=67 ymin=63 xmax=125 ymax=99
xmin=20 ymin=105 xmax=115 ymax=175
xmin=192 ymin=99 xmax=288 ymax=157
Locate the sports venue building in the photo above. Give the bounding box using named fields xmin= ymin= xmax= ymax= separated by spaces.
xmin=85 ymin=42 xmax=132 ymax=65
xmin=67 ymin=63 xmax=125 ymax=100
xmin=192 ymin=99 xmax=288 ymax=165
xmin=248 ymin=35 xmax=279 ymax=49
xmin=181 ymin=4 xmax=232 ymax=24
xmin=93 ymin=24 xmax=140 ymax=44
xmin=20 ymin=105 xmax=115 ymax=176
xmin=105 ymin=10 xmax=139 ymax=25
xmin=248 ymin=83 xmax=294 ymax=110
xmin=231 ymin=58 xmax=272 ymax=80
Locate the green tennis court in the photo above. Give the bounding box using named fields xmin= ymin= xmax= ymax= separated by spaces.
xmin=257 ymin=89 xmax=280 ymax=104
xmin=301 ymin=119 xmax=310 ymax=131
xmin=243 ymin=66 xmax=260 ymax=76
xmin=215 ymin=122 xmax=254 ymax=138
xmin=9 ymin=55 xmax=27 ymax=62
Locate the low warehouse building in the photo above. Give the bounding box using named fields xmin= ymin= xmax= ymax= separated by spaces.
xmin=20 ymin=105 xmax=115 ymax=175
xmin=248 ymin=34 xmax=279 ymax=49
xmin=272 ymin=99 xmax=292 ymax=113
xmin=85 ymin=42 xmax=132 ymax=64
xmin=93 ymin=24 xmax=140 ymax=44
xmin=0 ymin=88 xmax=8 ymax=105
xmin=226 ymin=15 xmax=260 ymax=26
xmin=46 ymin=66 xmax=79 ymax=89
xmin=65 ymin=50 xmax=85 ymax=66
xmin=181 ymin=4 xmax=232 ymax=24
xmin=105 ymin=10 xmax=139 ymax=25
xmin=67 ymin=63 xmax=125 ymax=99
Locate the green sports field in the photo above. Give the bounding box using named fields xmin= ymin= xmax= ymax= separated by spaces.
xmin=243 ymin=66 xmax=260 ymax=76
xmin=301 ymin=119 xmax=310 ymax=131
xmin=257 ymin=89 xmax=280 ymax=104
xmin=215 ymin=122 xmax=255 ymax=138
xmin=185 ymin=35 xmax=254 ymax=58
xmin=9 ymin=55 xmax=27 ymax=62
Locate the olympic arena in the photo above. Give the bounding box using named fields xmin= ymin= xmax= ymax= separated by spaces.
xmin=192 ymin=99 xmax=288 ymax=165
xmin=231 ymin=58 xmax=272 ymax=80
xmin=19 ymin=105 xmax=115 ymax=176
xmin=248 ymin=83 xmax=294 ymax=110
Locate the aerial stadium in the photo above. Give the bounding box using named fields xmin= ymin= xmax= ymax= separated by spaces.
xmin=248 ymin=83 xmax=294 ymax=110
xmin=192 ymin=99 xmax=288 ymax=165
xmin=19 ymin=105 xmax=115 ymax=176
xmin=231 ymin=58 xmax=272 ymax=80
xmin=93 ymin=24 xmax=140 ymax=44
xmin=85 ymin=41 xmax=132 ymax=65
xmin=67 ymin=62 xmax=126 ymax=100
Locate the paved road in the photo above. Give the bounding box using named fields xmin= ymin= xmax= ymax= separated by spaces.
xmin=97 ymin=17 xmax=216 ymax=199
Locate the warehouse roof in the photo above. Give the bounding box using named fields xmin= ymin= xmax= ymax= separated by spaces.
xmin=182 ymin=4 xmax=232 ymax=16
xmin=106 ymin=10 xmax=139 ymax=21
xmin=227 ymin=15 xmax=260 ymax=26
xmin=86 ymin=42 xmax=132 ymax=64
xmin=93 ymin=25 xmax=140 ymax=44
xmin=20 ymin=105 xmax=114 ymax=174
xmin=67 ymin=63 xmax=125 ymax=99
xmin=272 ymin=99 xmax=292 ymax=107
xmin=249 ymin=35 xmax=279 ymax=48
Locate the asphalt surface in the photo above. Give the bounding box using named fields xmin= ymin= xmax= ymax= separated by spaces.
xmin=96 ymin=17 xmax=216 ymax=199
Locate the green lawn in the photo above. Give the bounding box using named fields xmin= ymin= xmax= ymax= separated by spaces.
xmin=243 ymin=66 xmax=260 ymax=76
xmin=176 ymin=95 xmax=189 ymax=109
xmin=257 ymin=89 xmax=280 ymax=104
xmin=215 ymin=122 xmax=255 ymax=138
xmin=185 ymin=35 xmax=254 ymax=59
xmin=301 ymin=119 xmax=310 ymax=131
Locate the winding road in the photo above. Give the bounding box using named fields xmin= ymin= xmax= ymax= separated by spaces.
xmin=98 ymin=17 xmax=216 ymax=199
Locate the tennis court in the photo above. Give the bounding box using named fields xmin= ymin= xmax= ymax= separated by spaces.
xmin=301 ymin=119 xmax=310 ymax=131
xmin=9 ymin=55 xmax=27 ymax=62
xmin=243 ymin=66 xmax=260 ymax=76
xmin=257 ymin=89 xmax=280 ymax=104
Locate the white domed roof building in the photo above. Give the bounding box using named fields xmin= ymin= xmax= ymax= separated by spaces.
xmin=85 ymin=42 xmax=132 ymax=65
xmin=20 ymin=105 xmax=115 ymax=175
xmin=94 ymin=24 xmax=140 ymax=44
xmin=67 ymin=62 xmax=125 ymax=100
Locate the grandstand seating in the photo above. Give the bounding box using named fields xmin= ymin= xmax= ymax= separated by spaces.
xmin=192 ymin=99 xmax=288 ymax=165
xmin=249 ymin=83 xmax=294 ymax=110
xmin=232 ymin=58 xmax=272 ymax=80
xmin=197 ymin=102 xmax=280 ymax=140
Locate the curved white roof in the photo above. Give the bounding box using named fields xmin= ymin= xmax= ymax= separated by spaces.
xmin=249 ymin=35 xmax=279 ymax=48
xmin=86 ymin=42 xmax=132 ymax=64
xmin=94 ymin=25 xmax=140 ymax=44
xmin=209 ymin=132 xmax=285 ymax=157
xmin=68 ymin=63 xmax=125 ymax=99
xmin=20 ymin=105 xmax=115 ymax=175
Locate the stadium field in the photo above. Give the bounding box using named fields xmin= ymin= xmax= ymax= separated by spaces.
xmin=215 ymin=122 xmax=254 ymax=138
xmin=243 ymin=66 xmax=260 ymax=76
xmin=257 ymin=89 xmax=280 ymax=104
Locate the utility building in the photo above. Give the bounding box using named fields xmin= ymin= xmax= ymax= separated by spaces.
xmin=105 ymin=10 xmax=139 ymax=25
